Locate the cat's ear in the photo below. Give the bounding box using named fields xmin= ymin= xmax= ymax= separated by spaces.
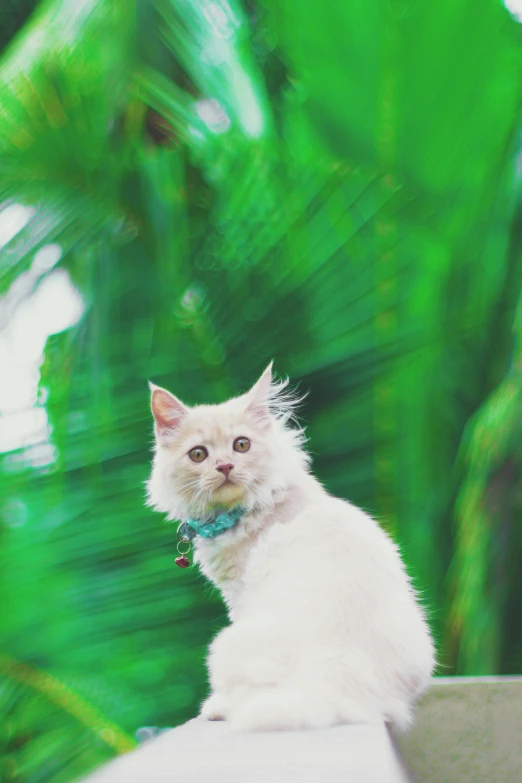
xmin=149 ymin=383 xmax=189 ymax=440
xmin=244 ymin=362 xmax=273 ymax=426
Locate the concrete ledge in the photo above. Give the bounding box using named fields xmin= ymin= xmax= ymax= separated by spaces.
xmin=394 ymin=676 xmax=522 ymax=783
xmin=83 ymin=718 xmax=411 ymax=783
xmin=83 ymin=677 xmax=522 ymax=783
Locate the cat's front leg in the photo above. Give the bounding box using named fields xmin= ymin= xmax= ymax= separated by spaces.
xmin=207 ymin=622 xmax=289 ymax=694
xmin=199 ymin=692 xmax=228 ymax=721
xmin=199 ymin=683 xmax=260 ymax=721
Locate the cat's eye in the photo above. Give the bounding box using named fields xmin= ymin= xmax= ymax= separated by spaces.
xmin=233 ymin=437 xmax=251 ymax=453
xmin=188 ymin=446 xmax=208 ymax=463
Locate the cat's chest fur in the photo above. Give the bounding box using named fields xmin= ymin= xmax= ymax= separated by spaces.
xmin=194 ymin=508 xmax=275 ymax=611
xmin=194 ymin=488 xmax=305 ymax=613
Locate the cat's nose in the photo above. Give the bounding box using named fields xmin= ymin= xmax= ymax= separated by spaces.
xmin=216 ymin=463 xmax=234 ymax=479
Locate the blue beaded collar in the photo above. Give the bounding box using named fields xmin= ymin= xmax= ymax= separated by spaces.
xmin=178 ymin=505 xmax=245 ymax=541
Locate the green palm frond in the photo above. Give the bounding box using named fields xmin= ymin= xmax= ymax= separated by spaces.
xmin=0 ymin=654 xmax=135 ymax=783
xmin=447 ymin=284 xmax=522 ymax=673
xmin=0 ymin=0 xmax=137 ymax=293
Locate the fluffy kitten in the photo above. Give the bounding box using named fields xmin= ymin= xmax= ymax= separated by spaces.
xmin=147 ymin=364 xmax=435 ymax=732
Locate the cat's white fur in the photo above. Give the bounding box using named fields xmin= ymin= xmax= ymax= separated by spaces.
xmin=147 ymin=365 xmax=435 ymax=732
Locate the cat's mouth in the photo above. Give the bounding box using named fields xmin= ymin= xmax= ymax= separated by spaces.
xmin=213 ymin=480 xmax=244 ymax=504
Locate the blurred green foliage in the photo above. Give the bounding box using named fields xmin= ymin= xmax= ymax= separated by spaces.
xmin=1 ymin=0 xmax=522 ymax=780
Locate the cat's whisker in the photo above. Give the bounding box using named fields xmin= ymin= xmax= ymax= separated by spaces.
xmin=244 ymin=476 xmax=262 ymax=494
xmin=176 ymin=476 xmax=201 ymax=490
xmin=191 ymin=485 xmax=209 ymax=517
xmin=195 ymin=482 xmax=216 ymax=517
xmin=179 ymin=478 xmax=201 ymax=488
xmin=178 ymin=480 xmax=201 ymax=496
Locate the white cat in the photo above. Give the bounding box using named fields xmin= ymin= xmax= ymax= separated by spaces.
xmin=147 ymin=364 xmax=435 ymax=732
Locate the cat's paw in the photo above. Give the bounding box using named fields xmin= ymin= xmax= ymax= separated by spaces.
xmin=229 ymin=686 xmax=379 ymax=732
xmin=229 ymin=689 xmax=295 ymax=732
xmin=199 ymin=693 xmax=228 ymax=721
xmin=229 ymin=687 xmax=338 ymax=732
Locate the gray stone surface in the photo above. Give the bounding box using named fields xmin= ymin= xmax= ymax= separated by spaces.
xmin=394 ymin=676 xmax=522 ymax=783
xmin=83 ymin=677 xmax=522 ymax=783
xmin=83 ymin=717 xmax=411 ymax=783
